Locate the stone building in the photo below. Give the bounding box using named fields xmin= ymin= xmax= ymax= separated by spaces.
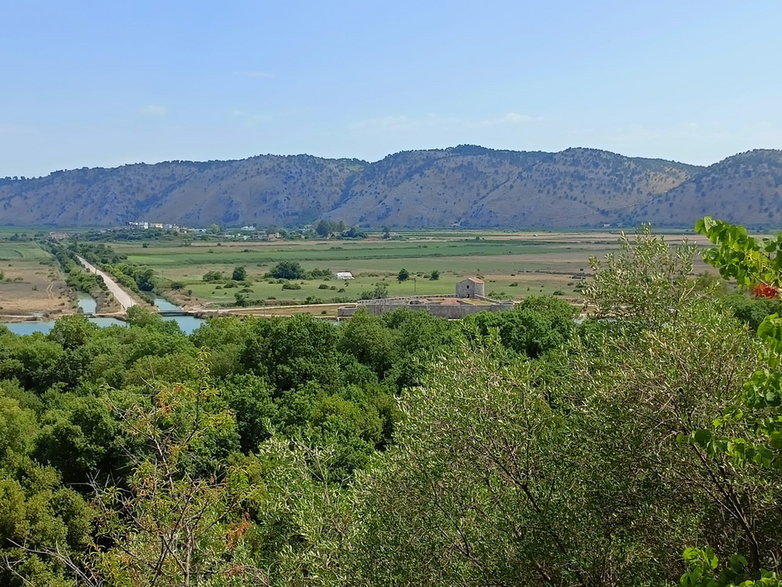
xmin=337 ymin=276 xmax=512 ymax=319
xmin=456 ymin=277 xmax=485 ymax=299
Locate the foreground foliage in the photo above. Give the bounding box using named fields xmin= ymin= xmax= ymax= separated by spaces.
xmin=2 ymin=222 xmax=782 ymax=585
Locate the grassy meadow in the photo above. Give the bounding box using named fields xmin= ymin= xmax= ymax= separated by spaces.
xmin=114 ymin=231 xmax=695 ymax=308
xmin=0 ymin=229 xmax=715 ymax=315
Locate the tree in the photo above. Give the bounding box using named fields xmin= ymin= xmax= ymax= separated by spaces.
xmin=359 ymin=283 xmax=388 ymax=300
xmin=63 ymin=378 xmax=257 ymax=586
xmin=0 ymin=457 xmax=95 ymax=586
xmin=241 ymin=314 xmax=342 ymax=392
xmin=33 ymin=394 xmax=123 ymax=485
xmin=463 ymin=296 xmax=576 ymax=357
xmin=429 ymin=270 xmax=440 ymax=280
xmin=0 ymin=394 xmax=37 ymax=458
xmin=344 ymin=227 xmax=776 ymax=585
xmin=232 ymin=266 xmax=247 ymax=281
xmin=397 ymin=268 xmax=409 ymax=282
xmin=49 ymin=314 xmax=99 ymax=350
xmin=338 ymin=310 xmax=397 ymax=377
xmin=346 ymin=341 xmax=590 ymax=584
xmin=125 ymin=305 xmax=165 ymax=328
xmin=234 ymin=291 xmax=249 ymax=307
xmin=219 ymin=375 xmax=277 ymax=453
xmin=189 ymin=316 xmax=254 ymax=378
xmin=267 ymin=261 xmax=305 ymax=280
xmin=0 ymin=335 xmax=65 ymax=392
xmin=134 ymin=267 xmax=155 ymax=292
xmin=315 ymin=220 xmax=331 ymax=238
xmin=682 ymin=217 xmax=782 ymax=581
xmin=340 ymin=226 xmax=367 ymax=239
xmin=583 ymin=223 xmax=701 ymax=326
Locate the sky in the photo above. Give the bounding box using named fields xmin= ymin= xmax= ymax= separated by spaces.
xmin=1 ymin=0 xmax=781 ymax=177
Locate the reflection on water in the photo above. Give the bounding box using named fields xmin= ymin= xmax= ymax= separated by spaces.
xmin=3 ymin=297 xmax=206 ymax=336
xmin=76 ymin=293 xmax=97 ymax=314
xmin=2 ymin=314 xmax=203 ymax=336
xmin=154 ymin=297 xmax=181 ymax=312
xmin=153 ymin=298 xmax=205 ymax=334
xmin=164 ymin=316 xmax=204 ymax=334
xmin=2 ymin=317 xmax=126 ymax=336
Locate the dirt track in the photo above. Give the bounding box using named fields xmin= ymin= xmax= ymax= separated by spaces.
xmin=76 ymin=256 xmax=137 ymax=311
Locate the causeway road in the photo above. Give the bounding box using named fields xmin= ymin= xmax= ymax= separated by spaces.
xmin=76 ymin=256 xmax=137 ymax=311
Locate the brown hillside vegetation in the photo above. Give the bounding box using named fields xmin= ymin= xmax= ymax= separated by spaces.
xmin=328 ymin=146 xmax=699 ymax=227
xmin=632 ymin=149 xmax=782 ymax=227
xmin=1 ymin=145 xmax=781 ymax=228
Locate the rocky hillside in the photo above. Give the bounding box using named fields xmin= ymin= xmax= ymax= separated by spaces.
xmin=328 ymin=146 xmax=700 ymax=228
xmin=1 ymin=146 xmax=780 ymax=228
xmin=631 ymin=149 xmax=782 ymax=227
xmin=0 ymin=155 xmax=366 ymax=227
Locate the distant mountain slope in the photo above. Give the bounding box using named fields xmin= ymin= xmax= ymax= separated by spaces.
xmin=0 ymin=155 xmax=366 ymax=227
xmin=328 ymin=146 xmax=700 ymax=228
xmin=1 ymin=146 xmax=780 ymax=228
xmin=631 ymin=150 xmax=782 ymax=227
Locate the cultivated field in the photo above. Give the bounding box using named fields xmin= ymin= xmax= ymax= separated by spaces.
xmin=0 ymin=241 xmax=72 ymax=317
xmin=0 ymin=230 xmax=716 ymax=319
xmin=113 ymin=230 xmax=714 ymax=310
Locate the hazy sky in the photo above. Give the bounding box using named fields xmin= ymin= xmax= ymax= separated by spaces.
xmin=2 ymin=0 xmax=780 ymax=177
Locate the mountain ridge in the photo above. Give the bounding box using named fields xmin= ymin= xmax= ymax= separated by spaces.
xmin=1 ymin=146 xmax=780 ymax=228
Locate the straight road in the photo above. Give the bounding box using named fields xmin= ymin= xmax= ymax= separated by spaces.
xmin=76 ymin=255 xmax=137 ymax=311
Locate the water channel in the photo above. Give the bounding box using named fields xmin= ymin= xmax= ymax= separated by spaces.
xmin=2 ymin=297 xmax=205 ymax=336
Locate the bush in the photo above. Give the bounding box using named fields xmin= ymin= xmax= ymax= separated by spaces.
xmin=360 ymin=284 xmax=389 ymax=300
xmin=307 ymin=268 xmax=331 ymax=279
xmin=282 ymin=283 xmax=302 ymax=290
xmin=234 ymin=292 xmax=249 ymax=307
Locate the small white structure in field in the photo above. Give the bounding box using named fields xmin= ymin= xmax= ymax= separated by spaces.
xmin=335 ymin=271 xmax=354 ymax=280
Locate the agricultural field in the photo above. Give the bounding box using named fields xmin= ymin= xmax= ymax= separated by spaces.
xmin=0 ymin=241 xmax=72 ymax=317
xmin=112 ymin=230 xmax=715 ymax=309
xmin=0 ymin=229 xmax=716 ymax=318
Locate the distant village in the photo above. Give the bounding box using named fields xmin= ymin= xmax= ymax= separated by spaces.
xmin=47 ymin=222 xmax=306 ymax=243
xmin=125 ymin=221 xmax=283 ymax=240
xmin=43 ymin=219 xmax=383 ymax=243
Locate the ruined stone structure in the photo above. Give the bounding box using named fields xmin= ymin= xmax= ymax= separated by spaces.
xmin=456 ymin=277 xmax=485 ymax=298
xmin=337 ymin=277 xmax=513 ymax=319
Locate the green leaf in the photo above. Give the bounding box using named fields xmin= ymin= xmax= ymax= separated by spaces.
xmin=693 ymin=428 xmax=712 ymax=447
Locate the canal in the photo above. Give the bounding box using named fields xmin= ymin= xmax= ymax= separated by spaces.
xmin=1 ymin=296 xmax=205 ymax=336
